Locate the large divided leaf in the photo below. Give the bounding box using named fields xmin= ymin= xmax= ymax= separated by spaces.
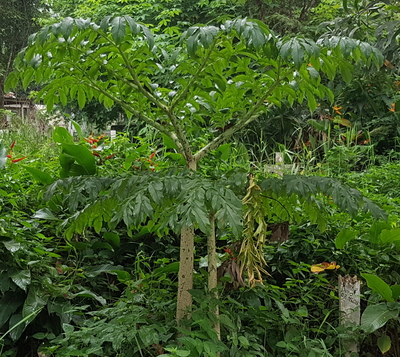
xmin=259 ymin=175 xmax=386 ymax=220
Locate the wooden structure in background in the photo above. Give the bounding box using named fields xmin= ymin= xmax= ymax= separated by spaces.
xmin=4 ymin=96 xmax=35 ymax=119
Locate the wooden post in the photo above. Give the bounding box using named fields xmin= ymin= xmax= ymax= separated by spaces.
xmin=338 ymin=275 xmax=360 ymax=357
xmin=273 ymin=152 xmax=285 ymax=176
xmin=275 ymin=152 xmax=284 ymax=164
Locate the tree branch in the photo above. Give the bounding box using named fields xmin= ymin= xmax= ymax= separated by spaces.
xmin=111 ymin=36 xmax=195 ymax=162
xmin=113 ymin=39 xmax=170 ymax=113
xmin=69 ymin=40 xmax=189 ymax=156
xmin=81 ymin=79 xmax=184 ymax=152
xmin=194 ymin=77 xmax=282 ymax=161
xmin=170 ymin=39 xmax=217 ymax=111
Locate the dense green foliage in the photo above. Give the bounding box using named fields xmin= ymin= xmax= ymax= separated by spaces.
xmin=1 ymin=125 xmax=400 ymax=356
xmin=1 ymin=0 xmax=400 ymax=356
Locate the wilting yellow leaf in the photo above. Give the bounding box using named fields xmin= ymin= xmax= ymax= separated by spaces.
xmin=311 ymin=262 xmax=340 ymax=274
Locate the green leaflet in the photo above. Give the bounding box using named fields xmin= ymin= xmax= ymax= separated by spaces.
xmin=60 ymin=144 xmax=96 ymax=176
xmin=379 ymin=228 xmax=400 ymax=245
xmin=377 ymin=335 xmax=391 ymax=354
xmin=10 ymin=269 xmax=31 ymax=292
xmin=0 ymin=292 xmax=25 ymax=329
xmin=335 ymin=228 xmax=357 ymax=249
xmin=53 ymin=127 xmax=74 ymax=145
xmin=361 ymin=273 xmax=394 ymax=302
xmin=33 ymin=208 xmax=59 ymax=221
xmin=59 ymin=17 xmax=74 ymax=39
xmin=74 ymin=290 xmax=106 ymax=306
xmin=292 ymin=39 xmax=304 ymax=69
xmin=110 ymin=17 xmax=126 ymax=45
xmin=24 ymin=167 xmax=54 ymax=185
xmin=22 ymin=286 xmax=48 ymax=324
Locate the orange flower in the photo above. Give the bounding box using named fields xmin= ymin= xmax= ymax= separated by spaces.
xmin=384 ymin=59 xmax=394 ymax=69
xmin=389 ymin=103 xmax=396 ymax=112
xmin=149 ymin=151 xmax=156 ymax=160
xmin=333 ymin=106 xmax=342 ymax=115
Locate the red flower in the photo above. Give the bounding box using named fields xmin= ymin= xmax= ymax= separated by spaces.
xmin=105 ymin=153 xmax=116 ymax=160
xmin=149 ymin=151 xmax=156 ymax=160
xmin=11 ymin=157 xmax=27 ymax=163
xmin=92 ymin=152 xmax=101 ymax=157
xmin=9 ymin=140 xmax=16 ymax=150
xmin=223 ymin=247 xmax=236 ymax=260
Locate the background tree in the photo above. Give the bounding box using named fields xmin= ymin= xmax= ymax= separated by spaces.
xmin=42 ymin=0 xmax=247 ymax=28
xmin=0 ymin=0 xmax=40 ymax=110
xmin=42 ymin=0 xmax=333 ymax=34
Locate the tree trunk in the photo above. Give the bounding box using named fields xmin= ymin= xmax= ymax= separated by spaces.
xmin=176 ymin=158 xmax=197 ymax=324
xmin=207 ymin=214 xmax=220 ymax=340
xmin=176 ymin=225 xmax=195 ymax=323
xmin=0 ymin=80 xmax=6 ymax=125
xmin=0 ymin=80 xmax=4 ymax=110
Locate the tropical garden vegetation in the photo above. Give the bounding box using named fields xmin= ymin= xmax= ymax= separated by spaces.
xmin=1 ymin=0 xmax=400 ymax=356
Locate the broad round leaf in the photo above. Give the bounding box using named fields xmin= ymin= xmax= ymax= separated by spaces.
xmin=361 ymin=303 xmax=399 ymax=333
